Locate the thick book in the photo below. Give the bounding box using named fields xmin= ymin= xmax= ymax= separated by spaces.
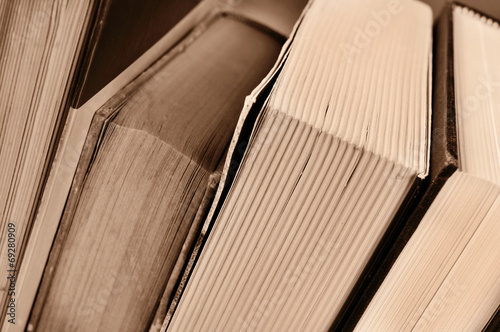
xmin=166 ymin=0 xmax=433 ymax=331
xmin=0 ymin=0 xmax=99 ymax=327
xmin=28 ymin=12 xmax=287 ymax=332
xmin=350 ymin=3 xmax=500 ymax=331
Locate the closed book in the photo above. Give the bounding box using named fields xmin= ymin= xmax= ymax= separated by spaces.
xmin=0 ymin=1 xmax=99 ymax=327
xmin=352 ymin=3 xmax=500 ymax=331
xmin=29 ymin=12 xmax=286 ymax=332
xmin=166 ymin=0 xmax=433 ymax=331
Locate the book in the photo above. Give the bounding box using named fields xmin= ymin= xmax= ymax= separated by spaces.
xmin=165 ymin=0 xmax=433 ymax=331
xmin=350 ymin=3 xmax=500 ymax=331
xmin=28 ymin=11 xmax=287 ymax=332
xmin=0 ymin=0 xmax=98 ymax=325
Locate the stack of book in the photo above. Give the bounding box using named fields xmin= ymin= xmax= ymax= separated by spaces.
xmin=0 ymin=0 xmax=499 ymax=331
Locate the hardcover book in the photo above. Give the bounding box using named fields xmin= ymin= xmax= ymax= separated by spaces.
xmin=350 ymin=3 xmax=500 ymax=331
xmin=29 ymin=11 xmax=287 ymax=332
xmin=0 ymin=1 xmax=98 ymax=326
xmin=166 ymin=0 xmax=433 ymax=331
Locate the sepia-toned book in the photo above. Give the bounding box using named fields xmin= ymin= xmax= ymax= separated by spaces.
xmin=0 ymin=0 xmax=98 ymax=326
xmin=166 ymin=0 xmax=433 ymax=331
xmin=350 ymin=3 xmax=500 ymax=331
